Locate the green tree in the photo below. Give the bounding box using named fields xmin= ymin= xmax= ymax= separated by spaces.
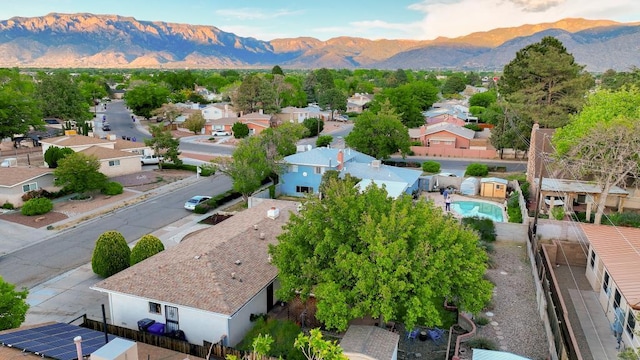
xmin=261 ymin=122 xmax=308 ymax=160
xmin=35 ymin=72 xmax=92 ymax=124
xmin=499 ymin=36 xmax=593 ymax=129
xmin=295 ymin=329 xmax=348 ymax=360
xmin=130 ymin=234 xmax=165 ymax=265
xmin=233 ymin=74 xmax=277 ymax=114
xmin=303 ymin=118 xmax=324 ymax=137
xmin=232 ymin=122 xmax=250 ymax=138
xmin=553 ymin=88 xmax=640 ymax=225
xmin=91 ymin=231 xmax=131 ymax=278
xmin=345 ymin=101 xmax=411 ymax=159
xmin=0 ymin=276 xmax=29 ymax=331
xmin=44 ymin=146 xmax=74 ymax=168
xmin=368 ymin=82 xmax=437 ymax=128
xmin=469 ymin=90 xmax=497 ymax=108
xmin=183 ymin=112 xmax=206 ymax=134
xmin=318 ymin=88 xmax=347 ymax=120
xmin=54 ymin=152 xmax=108 ymax=196
xmin=144 ymin=125 xmax=181 ymax=169
xmin=272 ymin=65 xmax=284 ymax=76
xmin=316 ymin=135 xmax=333 ymax=147
xmin=218 ymin=136 xmax=271 ymax=203
xmin=0 ymin=68 xmax=42 ymax=140
xmin=441 ymin=73 xmax=467 ymax=95
xmin=269 ymin=178 xmax=492 ymax=332
xmin=124 ymin=83 xmax=171 ymax=119
xmin=151 ymin=103 xmax=182 ymax=127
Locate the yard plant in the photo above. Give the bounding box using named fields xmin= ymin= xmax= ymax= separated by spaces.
xmin=21 ymin=198 xmax=53 ymax=216
xmin=91 ymin=231 xmax=131 ymax=278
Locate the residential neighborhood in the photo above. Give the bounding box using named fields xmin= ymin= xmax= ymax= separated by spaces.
xmin=1 ymin=35 xmax=640 ymax=360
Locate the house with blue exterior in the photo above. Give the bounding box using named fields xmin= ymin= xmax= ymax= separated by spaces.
xmin=280 ymin=147 xmax=422 ymax=198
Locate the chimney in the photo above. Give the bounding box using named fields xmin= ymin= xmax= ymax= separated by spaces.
xmin=337 ymin=150 xmax=344 ymax=171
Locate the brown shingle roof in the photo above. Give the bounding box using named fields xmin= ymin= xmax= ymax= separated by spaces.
xmin=582 ymin=224 xmax=640 ymax=309
xmin=340 ymin=325 xmax=399 ymax=360
xmin=0 ymin=167 xmax=53 ymax=187
xmin=80 ymin=146 xmax=140 ymax=160
xmin=93 ymin=200 xmax=298 ymax=315
xmin=113 ymin=139 xmax=147 ymax=151
xmin=40 ymin=135 xmax=113 ymax=147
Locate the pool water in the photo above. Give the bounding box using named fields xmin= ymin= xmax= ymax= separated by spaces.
xmin=450 ymin=201 xmax=504 ymax=222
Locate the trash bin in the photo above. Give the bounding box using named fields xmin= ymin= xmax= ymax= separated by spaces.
xmin=137 ymin=318 xmax=155 ymax=331
xmin=147 ymin=322 xmax=165 ymax=336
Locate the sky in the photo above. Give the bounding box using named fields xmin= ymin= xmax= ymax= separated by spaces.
xmin=0 ymin=0 xmax=638 ymax=41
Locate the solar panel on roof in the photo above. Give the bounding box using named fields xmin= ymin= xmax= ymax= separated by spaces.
xmin=0 ymin=322 xmax=120 ymax=360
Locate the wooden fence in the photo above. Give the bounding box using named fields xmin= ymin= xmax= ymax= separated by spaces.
xmin=82 ymin=317 xmax=278 ymax=360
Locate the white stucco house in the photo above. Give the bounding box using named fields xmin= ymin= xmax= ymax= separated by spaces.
xmin=92 ymin=200 xmax=298 ymax=347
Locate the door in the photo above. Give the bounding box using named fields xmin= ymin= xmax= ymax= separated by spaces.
xmin=165 ymin=305 xmax=179 ymax=332
xmin=266 ymin=283 xmax=274 ymax=311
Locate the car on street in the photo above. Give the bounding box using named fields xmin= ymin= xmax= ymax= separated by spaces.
xmin=212 ymin=130 xmax=231 ymax=136
xmin=140 ymin=155 xmax=163 ymax=165
xmin=184 ymin=195 xmax=211 ymax=210
xmin=102 ymin=123 xmax=111 ymax=131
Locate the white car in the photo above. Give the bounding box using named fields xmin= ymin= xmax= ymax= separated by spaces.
xmin=212 ymin=130 xmax=231 ymax=136
xmin=140 ymin=155 xmax=163 ymax=165
xmin=184 ymin=195 xmax=211 ymax=210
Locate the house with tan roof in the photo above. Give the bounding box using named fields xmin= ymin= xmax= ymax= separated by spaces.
xmin=0 ymin=167 xmax=55 ymax=207
xmin=238 ymin=110 xmax=277 ymax=135
xmin=582 ymin=224 xmax=640 ymax=351
xmin=92 ymin=200 xmax=298 ymax=347
xmin=80 ymin=146 xmax=142 ymax=177
xmin=39 ymin=134 xmax=149 ymax=176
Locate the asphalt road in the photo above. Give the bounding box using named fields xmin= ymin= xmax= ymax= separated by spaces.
xmin=0 ymin=174 xmax=233 ymax=290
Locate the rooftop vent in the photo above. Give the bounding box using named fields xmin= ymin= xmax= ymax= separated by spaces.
xmin=235 ymin=260 xmax=242 ymax=265
xmin=371 ymin=160 xmax=381 ymax=168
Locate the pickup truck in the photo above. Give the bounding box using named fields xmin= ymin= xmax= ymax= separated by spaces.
xmin=140 ymin=155 xmax=164 ymax=165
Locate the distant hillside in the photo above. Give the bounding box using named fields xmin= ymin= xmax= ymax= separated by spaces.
xmin=0 ymin=13 xmax=637 ymax=71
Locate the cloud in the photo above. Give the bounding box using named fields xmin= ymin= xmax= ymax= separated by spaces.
xmin=509 ymin=0 xmax=563 ymax=12
xmin=214 ymin=8 xmax=303 ymax=21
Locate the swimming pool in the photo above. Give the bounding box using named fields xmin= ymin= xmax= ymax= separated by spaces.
xmin=450 ymin=201 xmax=504 ymax=222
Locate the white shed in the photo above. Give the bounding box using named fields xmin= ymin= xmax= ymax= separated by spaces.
xmin=460 ymin=177 xmax=480 ymax=196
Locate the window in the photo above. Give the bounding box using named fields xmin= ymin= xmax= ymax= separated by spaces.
xmin=108 ymin=159 xmax=120 ymax=167
xmin=495 ymin=185 xmax=502 ymax=190
xmin=149 ymin=302 xmax=161 ymax=314
xmin=22 ymin=182 xmax=38 ymax=192
xmin=296 ymin=186 xmax=312 ymax=193
xmin=314 ymin=167 xmax=322 ymax=174
xmin=626 ymin=309 xmax=636 ymax=338
xmin=590 ymin=250 xmax=596 ymax=269
xmin=290 ymin=165 xmax=298 ymax=173
xmin=614 ymin=289 xmax=621 ymax=309
xmin=603 ymin=272 xmax=610 ymax=293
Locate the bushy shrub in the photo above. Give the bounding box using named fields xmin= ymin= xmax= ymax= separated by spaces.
xmin=507 ymin=191 xmax=523 ymax=223
xmin=422 ymin=160 xmax=441 ymax=173
xmin=465 ymin=163 xmax=489 ymax=176
xmin=461 ymin=217 xmax=496 ymax=243
xmin=161 ymin=162 xmax=215 ymax=176
xmin=130 ymin=234 xmax=165 ymax=265
xmin=236 ymin=317 xmax=303 ymax=360
xmin=466 ymin=337 xmax=498 ymax=350
xmin=474 ymin=315 xmax=490 ymax=326
xmin=551 ymin=206 xmax=565 ymax=220
xmin=2 ymin=202 xmax=14 ymax=210
xmin=316 ymin=135 xmax=333 ymax=147
xmin=101 ymin=181 xmax=124 ymax=195
xmin=21 ymin=198 xmax=53 ymax=216
xmin=91 ymin=231 xmax=131 ymax=277
xmin=603 ymin=212 xmax=640 ymax=228
xmin=519 ymin=181 xmax=531 ymax=201
xmin=464 ymin=123 xmax=482 ymax=132
xmin=21 ymin=189 xmax=53 ymax=202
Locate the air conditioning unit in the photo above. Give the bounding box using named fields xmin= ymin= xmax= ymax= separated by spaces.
xmin=371 ymin=160 xmax=381 ymax=168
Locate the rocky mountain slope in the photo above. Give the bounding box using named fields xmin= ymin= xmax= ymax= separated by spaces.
xmin=0 ymin=13 xmax=637 ymax=71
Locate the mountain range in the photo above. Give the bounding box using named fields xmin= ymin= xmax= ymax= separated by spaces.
xmin=0 ymin=13 xmax=638 ymax=72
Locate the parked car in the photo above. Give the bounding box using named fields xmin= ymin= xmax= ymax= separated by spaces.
xmin=140 ymin=155 xmax=163 ymax=165
xmin=436 ymin=172 xmax=458 ymax=177
xmin=212 ymin=130 xmax=231 ymax=136
xmin=184 ymin=195 xmax=211 ymax=211
xmin=334 ymin=115 xmax=349 ymax=122
xmin=102 ymin=123 xmax=111 ymax=131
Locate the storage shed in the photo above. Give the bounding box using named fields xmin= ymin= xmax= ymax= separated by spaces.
xmin=460 ymin=177 xmax=480 ymax=196
xmin=481 ymin=177 xmax=508 ymax=198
